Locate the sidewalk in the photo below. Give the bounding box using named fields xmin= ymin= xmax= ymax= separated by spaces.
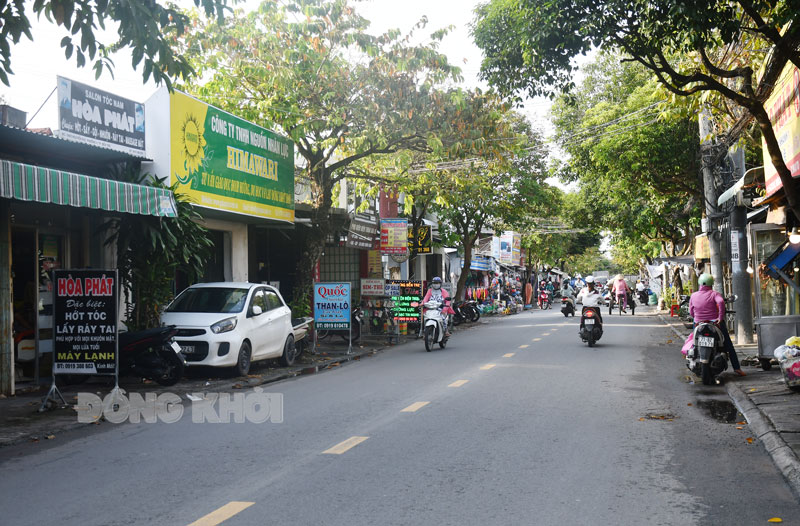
xmin=658 ymin=311 xmax=800 ymax=498
xmin=0 ymin=335 xmax=398 ymax=448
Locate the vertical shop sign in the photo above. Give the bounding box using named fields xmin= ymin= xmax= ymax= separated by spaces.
xmin=53 ymin=269 xmax=118 ymax=374
xmin=762 ymin=63 xmax=800 ymax=199
xmin=367 ymin=250 xmax=382 ymax=277
xmin=408 ymin=225 xmax=432 ymax=254
xmin=314 ymin=282 xmax=351 ymax=330
xmin=380 ymin=219 xmax=408 ymax=255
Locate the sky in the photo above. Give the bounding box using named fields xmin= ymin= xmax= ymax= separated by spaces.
xmin=1 ymin=0 xmax=553 ymax=134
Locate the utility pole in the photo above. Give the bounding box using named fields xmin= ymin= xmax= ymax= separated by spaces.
xmin=699 ymin=109 xmax=724 ymax=294
xmin=728 ymin=147 xmax=755 ymax=344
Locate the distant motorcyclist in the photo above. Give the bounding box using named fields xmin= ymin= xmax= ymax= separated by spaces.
xmin=689 ymin=273 xmax=746 ymax=377
xmin=423 ymin=277 xmax=454 ymax=337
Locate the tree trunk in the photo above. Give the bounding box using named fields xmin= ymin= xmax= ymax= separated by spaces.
xmin=753 ymin=105 xmax=800 ymax=221
xmin=456 ymin=233 xmax=475 ymax=301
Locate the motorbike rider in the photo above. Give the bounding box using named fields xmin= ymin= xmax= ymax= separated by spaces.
xmin=689 ymin=273 xmax=746 ymax=376
xmin=576 ymin=276 xmax=603 ymax=320
xmin=611 ymin=274 xmax=630 ymax=312
xmin=423 ymin=277 xmax=454 ymax=337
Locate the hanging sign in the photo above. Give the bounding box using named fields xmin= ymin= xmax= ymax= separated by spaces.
xmin=408 ymin=225 xmax=432 ymax=254
xmin=386 ymin=280 xmax=422 ymax=322
xmin=56 ymin=76 xmax=146 ymax=156
xmin=347 ymin=212 xmax=380 ymax=249
xmin=762 ymin=63 xmax=800 ymax=199
xmin=53 ymin=269 xmax=118 ymax=375
xmin=730 ymin=230 xmax=741 ymax=262
xmin=380 ymin=218 xmax=408 ymax=255
xmin=313 ymin=282 xmax=351 ymax=330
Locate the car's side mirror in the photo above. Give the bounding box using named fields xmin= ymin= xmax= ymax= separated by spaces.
xmin=252 ymin=305 xmax=263 ymax=316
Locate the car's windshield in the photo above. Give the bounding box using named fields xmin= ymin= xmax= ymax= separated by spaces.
xmin=166 ymin=287 xmax=249 ymax=313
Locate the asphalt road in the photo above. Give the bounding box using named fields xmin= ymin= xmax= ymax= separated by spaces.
xmin=1 ymin=307 xmax=798 ymax=525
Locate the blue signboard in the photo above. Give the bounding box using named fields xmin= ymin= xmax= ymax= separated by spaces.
xmin=314 ymin=282 xmax=351 ymax=330
xmin=462 ymin=255 xmax=492 ymax=271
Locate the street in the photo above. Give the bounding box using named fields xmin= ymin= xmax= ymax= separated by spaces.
xmin=1 ymin=308 xmax=798 ymax=525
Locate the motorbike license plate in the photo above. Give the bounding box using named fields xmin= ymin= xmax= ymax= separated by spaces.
xmin=180 ymin=344 xmax=195 ymax=354
xmin=584 ymin=318 xmax=594 ymax=325
xmin=696 ymin=336 xmax=714 ymax=347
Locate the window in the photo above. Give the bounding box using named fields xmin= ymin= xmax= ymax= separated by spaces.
xmin=265 ymin=290 xmax=283 ymax=311
xmin=250 ymin=289 xmax=268 ymax=314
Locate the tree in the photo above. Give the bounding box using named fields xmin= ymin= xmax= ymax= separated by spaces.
xmin=0 ymin=0 xmax=229 ymax=87
xmin=176 ymin=0 xmax=497 ymax=309
xmin=472 ymin=0 xmax=800 ymax=220
xmin=549 ymin=52 xmax=703 ymax=259
xmin=101 ymin=172 xmax=213 ymax=330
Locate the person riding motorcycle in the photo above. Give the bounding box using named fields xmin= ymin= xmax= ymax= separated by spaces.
xmin=423 ymin=277 xmax=454 ymax=337
xmin=576 ymin=276 xmax=603 ymax=316
xmin=688 ymin=273 xmax=746 ymax=376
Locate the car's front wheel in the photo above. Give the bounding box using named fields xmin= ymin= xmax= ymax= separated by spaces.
xmin=234 ymin=341 xmax=252 ymax=376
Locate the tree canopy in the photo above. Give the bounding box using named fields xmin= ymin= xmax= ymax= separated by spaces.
xmin=472 ymin=0 xmax=800 ymax=220
xmin=0 ymin=0 xmax=229 ymax=87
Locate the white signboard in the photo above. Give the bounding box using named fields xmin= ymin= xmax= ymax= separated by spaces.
xmin=361 ymin=278 xmax=386 ymax=296
xmin=730 ymin=231 xmax=740 ymax=262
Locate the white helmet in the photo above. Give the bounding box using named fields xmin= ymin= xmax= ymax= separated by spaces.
xmin=585 ymin=276 xmax=595 ymax=284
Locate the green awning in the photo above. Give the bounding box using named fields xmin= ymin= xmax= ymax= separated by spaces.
xmin=0 ymin=160 xmax=177 ymax=217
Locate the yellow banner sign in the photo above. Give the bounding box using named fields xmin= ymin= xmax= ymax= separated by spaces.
xmin=762 ymin=63 xmax=800 ymax=199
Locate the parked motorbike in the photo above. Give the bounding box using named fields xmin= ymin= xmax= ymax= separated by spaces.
xmin=423 ymin=299 xmax=450 ymax=351
xmin=452 ymin=300 xmax=477 ymax=326
xmin=579 ymin=306 xmax=604 ymax=347
xmin=120 ymin=326 xmax=185 ymax=386
xmin=317 ymin=305 xmax=363 ymax=343
xmin=561 ymin=297 xmax=575 ymax=317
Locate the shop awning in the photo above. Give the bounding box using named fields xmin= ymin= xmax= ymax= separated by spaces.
xmin=0 ymin=160 xmax=177 ymax=217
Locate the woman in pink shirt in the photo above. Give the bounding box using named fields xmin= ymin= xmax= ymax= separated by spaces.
xmin=612 ymin=275 xmax=629 ymax=312
xmin=689 ymin=274 xmax=745 ymax=376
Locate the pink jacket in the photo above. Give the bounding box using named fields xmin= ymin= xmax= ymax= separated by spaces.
xmin=689 ymin=285 xmax=725 ymax=322
xmin=612 ymin=279 xmax=629 ymax=295
xmin=423 ymin=288 xmax=455 ymax=315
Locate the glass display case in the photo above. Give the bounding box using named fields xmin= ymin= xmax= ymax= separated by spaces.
xmin=751 ymin=223 xmax=800 ymax=367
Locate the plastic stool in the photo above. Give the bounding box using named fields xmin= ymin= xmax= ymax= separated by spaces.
xmin=670 ymin=304 xmax=680 ymax=317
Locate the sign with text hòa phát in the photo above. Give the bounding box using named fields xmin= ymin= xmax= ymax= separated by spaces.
xmin=53 ymin=269 xmax=118 ymax=375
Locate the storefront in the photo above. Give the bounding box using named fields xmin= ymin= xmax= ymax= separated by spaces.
xmin=144 ymin=88 xmax=295 ymax=288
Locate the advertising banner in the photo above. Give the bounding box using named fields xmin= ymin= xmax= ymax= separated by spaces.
xmin=53 ymin=269 xmax=118 ymax=375
xmin=386 ymin=280 xmax=422 ymax=322
xmin=462 ymin=255 xmax=492 ymax=271
xmin=512 ymin=233 xmax=521 ymax=265
xmin=762 ymin=63 xmax=800 ymax=199
xmin=408 ymin=225 xmax=432 ymax=254
xmin=367 ymin=250 xmax=382 ymax=277
xmin=57 ymin=76 xmax=146 ymax=156
xmin=314 ymin=282 xmax=351 ymax=330
xmin=499 ymin=232 xmax=514 ymax=265
xmin=347 ymin=212 xmax=380 ymax=249
xmin=361 ymin=278 xmax=386 ymax=296
xmin=380 ymin=218 xmax=408 ymax=255
xmin=169 ymin=91 xmax=295 ymax=222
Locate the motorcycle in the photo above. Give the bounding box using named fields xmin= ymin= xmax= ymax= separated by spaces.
xmin=452 ymin=300 xmax=479 ymax=325
xmin=423 ymin=299 xmax=450 ymax=352
xmin=120 ymin=326 xmax=185 ymax=386
xmin=537 ymin=289 xmax=552 ymax=309
xmin=685 ymin=295 xmax=737 ymax=385
xmin=317 ymin=305 xmax=363 ymax=343
xmin=579 ymin=306 xmax=604 ymax=347
xmin=561 ymin=296 xmax=575 ymax=317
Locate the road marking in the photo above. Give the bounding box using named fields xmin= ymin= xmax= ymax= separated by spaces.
xmin=542 ymin=332 xmax=551 ymax=336
xmin=188 ymin=502 xmax=254 ymax=526
xmin=504 ymin=353 xmax=515 ymax=357
xmin=449 ymin=380 xmax=469 ymax=387
xmin=532 ymin=338 xmax=542 ymax=342
xmin=551 ymin=328 xmax=559 ymax=331
xmin=401 ymin=401 xmax=430 ymax=412
xmin=322 ymin=436 xmax=369 ymax=454
xmin=480 ymin=363 xmax=496 ymax=370
xmin=518 ymin=344 xmax=529 ymax=349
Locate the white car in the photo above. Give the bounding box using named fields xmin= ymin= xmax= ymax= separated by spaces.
xmin=161 ymin=282 xmax=296 ymax=376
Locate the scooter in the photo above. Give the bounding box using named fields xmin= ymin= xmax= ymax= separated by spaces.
xmin=579 ymin=306 xmax=604 ymax=347
xmin=423 ymin=299 xmax=450 ymax=352
xmin=537 ymin=289 xmax=551 ymax=309
xmin=120 ymin=326 xmax=185 ymax=386
xmin=561 ymin=296 xmax=575 ymax=317
xmin=685 ymin=321 xmax=728 ymax=385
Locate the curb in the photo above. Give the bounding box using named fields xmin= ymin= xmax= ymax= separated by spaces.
xmin=727 ymin=381 xmax=800 ymax=499
xmin=656 ymin=313 xmax=800 ymax=500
